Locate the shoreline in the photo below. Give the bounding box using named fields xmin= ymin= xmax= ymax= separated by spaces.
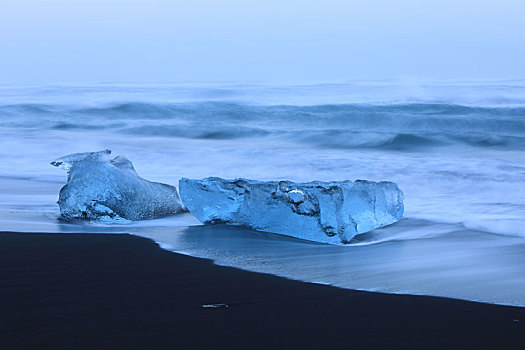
xmin=1 ymin=231 xmax=524 ymax=349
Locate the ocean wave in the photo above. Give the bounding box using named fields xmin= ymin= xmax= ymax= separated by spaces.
xmin=3 ymin=101 xmax=525 ymax=117
xmin=2 ymin=101 xmax=525 ymax=151
xmin=122 ymin=124 xmax=271 ymax=139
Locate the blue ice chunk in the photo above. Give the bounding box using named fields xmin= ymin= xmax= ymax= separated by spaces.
xmin=51 ymin=150 xmax=184 ymax=222
xmin=179 ymin=177 xmax=404 ymax=245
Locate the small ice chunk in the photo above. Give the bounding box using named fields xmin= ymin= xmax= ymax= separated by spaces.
xmin=179 ymin=177 xmax=404 ymax=245
xmin=51 ymin=150 xmax=185 ymax=222
xmin=202 ymin=303 xmax=229 ymax=308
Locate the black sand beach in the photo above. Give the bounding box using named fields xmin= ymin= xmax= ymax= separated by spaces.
xmin=0 ymin=232 xmax=524 ymax=349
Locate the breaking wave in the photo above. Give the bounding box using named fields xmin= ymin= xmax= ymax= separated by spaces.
xmin=2 ymin=102 xmax=525 ymax=151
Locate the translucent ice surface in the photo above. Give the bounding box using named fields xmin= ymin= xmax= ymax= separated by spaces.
xmin=51 ymin=150 xmax=184 ymax=222
xmin=179 ymin=177 xmax=404 ymax=244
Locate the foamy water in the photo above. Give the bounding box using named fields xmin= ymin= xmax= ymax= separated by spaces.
xmin=1 ymin=81 xmax=525 ymax=306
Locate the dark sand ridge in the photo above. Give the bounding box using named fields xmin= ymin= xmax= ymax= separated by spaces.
xmin=0 ymin=232 xmax=524 ymax=349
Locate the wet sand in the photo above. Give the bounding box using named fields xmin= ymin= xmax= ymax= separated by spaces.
xmin=0 ymin=232 xmax=524 ymax=349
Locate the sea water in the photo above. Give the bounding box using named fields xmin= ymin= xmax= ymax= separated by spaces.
xmin=1 ymin=81 xmax=525 ymax=306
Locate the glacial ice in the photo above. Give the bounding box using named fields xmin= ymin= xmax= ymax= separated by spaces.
xmin=179 ymin=177 xmax=404 ymax=244
xmin=51 ymin=150 xmax=185 ymax=222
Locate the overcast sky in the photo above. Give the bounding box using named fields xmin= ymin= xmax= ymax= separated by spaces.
xmin=1 ymin=0 xmax=524 ymax=84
